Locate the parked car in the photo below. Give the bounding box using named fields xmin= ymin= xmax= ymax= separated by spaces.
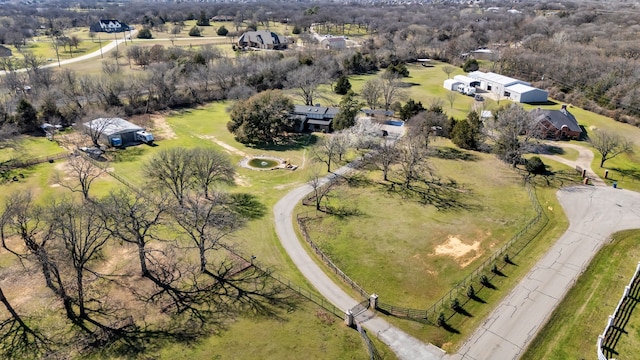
xmin=474 ymin=94 xmax=484 ymax=101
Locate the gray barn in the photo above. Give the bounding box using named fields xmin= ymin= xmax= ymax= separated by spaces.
xmin=84 ymin=117 xmax=145 ymax=147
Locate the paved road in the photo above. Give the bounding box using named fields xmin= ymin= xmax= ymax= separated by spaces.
xmin=448 ymin=185 xmax=640 ymax=359
xmin=0 ymin=30 xmax=136 ymax=76
xmin=538 ymin=142 xmax=606 ymax=186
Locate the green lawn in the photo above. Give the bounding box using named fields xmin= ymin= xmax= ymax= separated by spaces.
xmin=521 ymin=229 xmax=640 ymax=360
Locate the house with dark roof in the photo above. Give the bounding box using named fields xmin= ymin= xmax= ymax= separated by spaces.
xmin=0 ymin=45 xmax=12 ymax=57
xmin=90 ymin=20 xmax=130 ymax=33
xmin=291 ymin=105 xmax=339 ymax=133
xmin=530 ymin=105 xmax=582 ymax=140
xmin=238 ymin=30 xmax=288 ymax=50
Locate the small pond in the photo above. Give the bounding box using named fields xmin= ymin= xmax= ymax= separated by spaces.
xmin=247 ymin=158 xmax=280 ymax=169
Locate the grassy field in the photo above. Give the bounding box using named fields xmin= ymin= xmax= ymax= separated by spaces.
xmin=297 ymin=153 xmax=580 ymax=351
xmin=521 ymin=229 xmax=640 ymax=360
xmin=300 ymin=139 xmax=535 ymax=309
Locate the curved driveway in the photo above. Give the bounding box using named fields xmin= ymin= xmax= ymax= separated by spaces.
xmin=274 ymin=162 xmax=445 ymax=360
xmin=274 ymin=141 xmax=640 ymax=360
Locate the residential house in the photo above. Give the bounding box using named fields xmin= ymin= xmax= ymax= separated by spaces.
xmin=90 ymin=20 xmax=130 ymax=33
xmin=291 ymin=105 xmax=339 ymax=133
xmin=210 ymin=15 xmax=234 ymax=22
xmin=321 ymin=37 xmax=346 ymax=50
xmin=530 ymin=105 xmax=582 ymax=140
xmin=0 ymin=45 xmax=12 ymax=57
xmin=238 ymin=30 xmax=288 ymax=50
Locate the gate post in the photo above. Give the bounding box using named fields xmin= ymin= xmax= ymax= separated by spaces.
xmin=345 ymin=309 xmax=354 ymax=327
xmin=369 ymin=294 xmax=379 ymax=309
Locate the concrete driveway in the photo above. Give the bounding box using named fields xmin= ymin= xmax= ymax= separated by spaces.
xmin=448 ymin=185 xmax=640 ymax=359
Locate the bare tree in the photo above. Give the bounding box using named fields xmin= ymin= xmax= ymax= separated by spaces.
xmin=380 ymin=71 xmax=404 ymax=111
xmin=173 ymin=192 xmax=241 ymax=273
xmin=446 ymin=90 xmax=457 ymax=109
xmin=589 ymin=130 xmax=633 ymax=168
xmin=48 ymin=199 xmax=111 ymax=320
xmin=285 ymin=66 xmax=327 ymax=106
xmin=487 ymin=104 xmax=540 ymax=167
xmin=397 ymin=134 xmax=426 ymax=188
xmin=442 ymin=65 xmax=456 ymax=79
xmin=361 ymin=78 xmax=381 ymax=109
xmin=370 ymin=138 xmax=398 ymax=181
xmin=99 ymin=189 xmax=167 ymax=277
xmin=53 ymin=155 xmax=104 ymax=201
xmin=143 ymin=147 xmax=192 ymax=206
xmin=190 ymin=148 xmax=236 ymax=200
xmin=0 ymin=192 xmax=76 ymax=322
xmin=308 ymin=166 xmax=336 ymax=211
xmin=313 ymin=136 xmax=340 ymax=172
xmin=81 ymin=116 xmax=116 ymax=148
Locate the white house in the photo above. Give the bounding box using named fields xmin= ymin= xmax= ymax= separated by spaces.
xmin=321 ymin=37 xmax=346 ymax=50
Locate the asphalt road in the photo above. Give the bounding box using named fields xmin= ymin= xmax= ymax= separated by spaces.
xmin=0 ymin=31 xmax=136 ymax=76
xmin=448 ymin=185 xmax=640 ymax=360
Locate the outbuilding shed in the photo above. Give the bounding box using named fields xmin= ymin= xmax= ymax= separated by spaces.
xmin=453 ymin=75 xmax=480 ymax=87
xmin=443 ymin=79 xmax=462 ymax=91
xmin=504 ymin=83 xmax=548 ymax=103
xmin=83 ymin=117 xmax=146 ymax=147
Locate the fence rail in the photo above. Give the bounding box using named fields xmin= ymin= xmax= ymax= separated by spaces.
xmin=356 ymin=323 xmax=383 ymax=360
xmin=1 ymin=152 xmax=71 ymax=171
xmin=297 ymin=213 xmax=370 ymax=300
xmin=597 ymin=261 xmax=640 ymax=360
xmin=376 ymin=301 xmax=431 ymax=324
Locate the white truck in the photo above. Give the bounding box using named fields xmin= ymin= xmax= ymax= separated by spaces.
xmin=457 ymin=84 xmax=476 ymax=96
xmin=135 ymin=131 xmax=154 ymax=145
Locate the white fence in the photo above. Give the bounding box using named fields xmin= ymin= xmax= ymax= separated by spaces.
xmin=597 ymin=261 xmax=640 ymax=360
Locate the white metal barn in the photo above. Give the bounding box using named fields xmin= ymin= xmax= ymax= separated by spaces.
xmin=443 ymin=79 xmax=462 ymax=91
xmin=453 ymin=75 xmax=480 ymax=87
xmin=504 ymin=83 xmax=548 ymax=103
xmin=468 ymin=71 xmax=529 ymax=95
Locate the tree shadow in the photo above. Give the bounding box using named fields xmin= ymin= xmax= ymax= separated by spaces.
xmin=440 ymin=321 xmax=460 ymax=334
xmin=469 ymin=294 xmax=487 ymax=304
xmin=492 ymin=267 xmax=507 ymax=277
xmin=431 ymin=147 xmax=479 ymax=161
xmin=453 ymin=306 xmax=473 ymax=317
xmin=346 ymin=173 xmax=374 ymax=188
xmin=248 ymin=133 xmax=317 ymax=151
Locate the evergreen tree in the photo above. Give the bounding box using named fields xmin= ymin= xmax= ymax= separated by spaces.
xmin=15 ymin=98 xmax=38 ymax=132
xmin=189 ymin=26 xmax=202 ymax=37
xmin=217 ymin=26 xmax=229 ymax=36
xmin=400 ymin=98 xmax=425 ymax=120
xmin=333 ymin=92 xmax=362 ymax=131
xmin=137 ymin=28 xmax=153 ymax=39
xmin=196 ymin=11 xmax=210 ymax=26
xmin=334 ymin=75 xmax=352 ymax=95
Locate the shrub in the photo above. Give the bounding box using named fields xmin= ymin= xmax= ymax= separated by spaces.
xmin=137 ymin=28 xmax=153 ymax=39
xmin=437 ymin=312 xmax=446 ymax=327
xmin=217 ymin=25 xmax=228 ymax=36
xmin=462 ymin=58 xmax=479 ymax=72
xmin=189 ymin=26 xmax=201 ymax=37
xmin=467 ymin=285 xmax=475 ymax=298
xmin=526 ymin=156 xmax=546 ymax=174
xmin=292 ymin=25 xmax=301 ymax=34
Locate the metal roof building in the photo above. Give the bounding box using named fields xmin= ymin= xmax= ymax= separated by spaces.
xmin=84 ymin=117 xmax=145 ymax=147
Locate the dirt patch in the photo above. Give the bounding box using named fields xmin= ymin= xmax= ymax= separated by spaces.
xmin=434 ymin=236 xmax=482 ymax=268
